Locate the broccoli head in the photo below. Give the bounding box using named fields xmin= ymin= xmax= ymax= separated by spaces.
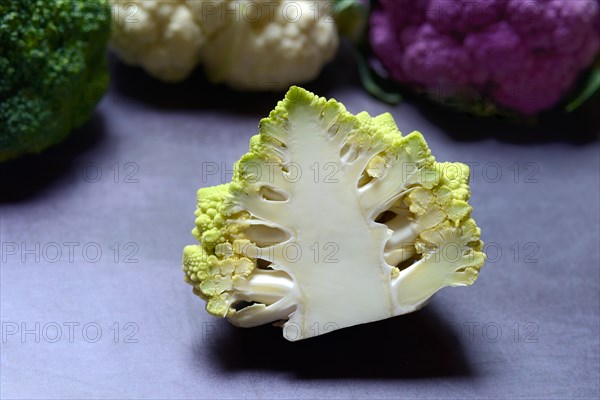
xmin=0 ymin=0 xmax=111 ymax=162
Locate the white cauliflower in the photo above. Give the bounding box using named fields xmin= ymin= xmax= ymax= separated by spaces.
xmin=110 ymin=0 xmax=340 ymax=90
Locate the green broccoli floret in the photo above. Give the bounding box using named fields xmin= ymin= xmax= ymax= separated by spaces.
xmin=0 ymin=0 xmax=111 ymax=162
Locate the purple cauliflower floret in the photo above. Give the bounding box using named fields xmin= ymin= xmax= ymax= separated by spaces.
xmin=370 ymin=0 xmax=600 ymax=114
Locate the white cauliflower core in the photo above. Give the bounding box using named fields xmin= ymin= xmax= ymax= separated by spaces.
xmin=110 ymin=0 xmax=339 ymax=89
xmin=183 ymin=87 xmax=485 ymax=340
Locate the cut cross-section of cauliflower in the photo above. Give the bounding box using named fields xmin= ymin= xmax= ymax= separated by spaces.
xmin=183 ymin=87 xmax=485 ymax=341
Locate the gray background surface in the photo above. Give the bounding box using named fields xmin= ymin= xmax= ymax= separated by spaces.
xmin=1 ymin=49 xmax=599 ymax=399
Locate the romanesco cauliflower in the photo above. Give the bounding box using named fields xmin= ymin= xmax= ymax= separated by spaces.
xmin=183 ymin=87 xmax=484 ymax=341
xmin=110 ymin=0 xmax=339 ymax=90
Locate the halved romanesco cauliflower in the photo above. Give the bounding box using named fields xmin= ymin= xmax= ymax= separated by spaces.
xmin=183 ymin=87 xmax=485 ymax=340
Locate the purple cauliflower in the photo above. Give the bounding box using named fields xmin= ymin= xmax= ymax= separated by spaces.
xmin=369 ymin=0 xmax=600 ymax=114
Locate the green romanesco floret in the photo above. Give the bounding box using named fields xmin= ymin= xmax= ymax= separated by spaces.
xmin=183 ymin=86 xmax=485 ymax=341
xmin=0 ymin=0 xmax=111 ymax=162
